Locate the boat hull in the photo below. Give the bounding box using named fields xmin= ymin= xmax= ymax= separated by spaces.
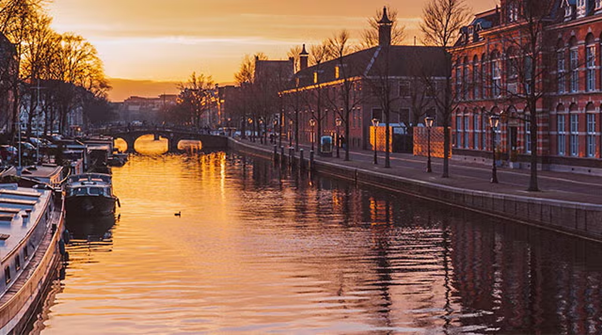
xmin=65 ymin=195 xmax=116 ymax=216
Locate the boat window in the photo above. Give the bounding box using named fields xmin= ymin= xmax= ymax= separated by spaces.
xmin=15 ymin=255 xmax=20 ymax=271
xmin=4 ymin=266 xmax=10 ymax=284
xmin=75 ymin=187 xmax=87 ymax=195
xmin=89 ymin=187 xmax=101 ymax=195
xmin=24 ymin=246 xmax=29 ymax=259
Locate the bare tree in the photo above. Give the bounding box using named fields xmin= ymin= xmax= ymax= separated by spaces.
xmin=420 ymin=0 xmax=471 ymax=178
xmin=484 ymin=0 xmax=558 ymax=191
xmin=325 ymin=30 xmax=364 ymax=161
xmin=175 ymin=72 xmax=215 ymax=128
xmin=360 ymin=6 xmax=406 ymax=48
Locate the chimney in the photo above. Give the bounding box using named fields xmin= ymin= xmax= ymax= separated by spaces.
xmin=299 ymin=44 xmax=309 ymax=71
xmin=378 ymin=6 xmax=393 ymax=46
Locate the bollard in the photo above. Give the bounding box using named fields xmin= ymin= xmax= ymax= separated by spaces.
xmin=273 ymin=145 xmax=278 ymax=162
xmin=309 ymin=150 xmax=314 ymax=173
xmin=280 ymin=146 xmax=285 ymax=165
xmin=299 ymin=149 xmax=305 ymax=170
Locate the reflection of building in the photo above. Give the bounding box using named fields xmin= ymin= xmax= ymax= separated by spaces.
xmin=0 ymin=32 xmax=18 ymax=134
xmin=452 ymin=0 xmax=602 ymax=173
xmin=118 ymin=94 xmax=177 ymax=125
xmin=281 ymin=9 xmax=446 ymax=151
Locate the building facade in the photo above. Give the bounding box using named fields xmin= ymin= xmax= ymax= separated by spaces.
xmin=281 ymin=9 xmax=447 ymax=152
xmin=453 ymin=0 xmax=602 ymax=174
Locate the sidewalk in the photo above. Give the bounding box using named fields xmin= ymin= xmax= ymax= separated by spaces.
xmin=246 ymin=139 xmax=602 ymax=206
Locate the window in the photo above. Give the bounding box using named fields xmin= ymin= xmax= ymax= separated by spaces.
xmin=456 ymin=114 xmax=462 ymax=147
xmin=481 ymin=113 xmax=488 ymax=150
xmin=464 ymin=115 xmax=470 ymax=148
xmin=313 ymin=72 xmax=318 ymax=84
xmin=570 ymin=47 xmax=579 ymax=92
xmin=473 ymin=113 xmax=480 ymax=149
xmin=508 ymin=3 xmax=519 ymax=22
xmin=524 ymin=56 xmax=533 ymax=94
xmin=525 ymin=120 xmax=532 ymax=154
xmin=558 ymin=115 xmax=566 ymax=155
xmin=586 ymin=45 xmax=596 ymax=91
xmin=570 ymin=113 xmax=579 ymax=156
xmin=587 ymin=113 xmax=596 ymax=157
xmin=334 ymin=66 xmax=340 ymax=79
xmin=456 ymin=66 xmax=462 ymax=98
xmin=473 ymin=57 xmax=480 ymax=98
xmin=15 ymin=256 xmax=20 ymax=271
xmin=399 ymin=81 xmax=411 ymax=97
xmin=557 ymin=48 xmax=566 ymax=93
xmin=463 ymin=62 xmax=469 ymax=99
xmin=492 ymin=53 xmax=502 ymax=97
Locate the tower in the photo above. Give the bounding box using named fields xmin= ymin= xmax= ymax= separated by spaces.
xmin=378 ymin=6 xmax=393 ymax=46
xmin=299 ymin=44 xmax=309 ymax=71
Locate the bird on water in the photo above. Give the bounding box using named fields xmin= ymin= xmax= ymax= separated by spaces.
xmin=174 ymin=211 xmax=181 ymax=217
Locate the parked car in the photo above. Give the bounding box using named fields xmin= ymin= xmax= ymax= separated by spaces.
xmin=0 ymin=145 xmax=17 ymax=161
xmin=17 ymin=142 xmax=36 ymax=157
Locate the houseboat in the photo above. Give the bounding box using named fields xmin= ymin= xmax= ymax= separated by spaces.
xmin=0 ymin=181 xmax=66 ymax=334
xmin=65 ymin=173 xmax=118 ymax=217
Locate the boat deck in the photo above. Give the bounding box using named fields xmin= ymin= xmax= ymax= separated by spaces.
xmin=0 ymin=184 xmax=51 ymax=262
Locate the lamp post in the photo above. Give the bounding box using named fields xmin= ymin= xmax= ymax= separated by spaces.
xmin=372 ymin=118 xmax=379 ymax=164
xmin=273 ymin=119 xmax=278 ymax=144
xmin=259 ymin=118 xmax=264 ymax=144
xmin=289 ymin=120 xmax=293 ymax=147
xmin=489 ymin=115 xmax=500 ymax=183
xmin=309 ymin=118 xmax=316 ymax=151
xmin=248 ymin=118 xmax=254 ymax=142
xmin=335 ymin=117 xmax=342 ymax=158
xmin=425 ymin=116 xmax=434 ymax=173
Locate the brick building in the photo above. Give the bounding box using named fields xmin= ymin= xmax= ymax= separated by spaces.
xmin=452 ymin=0 xmax=602 ymax=174
xmin=281 ymin=9 xmax=447 ymax=152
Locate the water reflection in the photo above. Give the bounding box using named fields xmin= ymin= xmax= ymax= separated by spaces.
xmin=37 ymin=153 xmax=602 ymax=334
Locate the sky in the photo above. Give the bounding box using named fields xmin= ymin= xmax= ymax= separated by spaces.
xmin=48 ymin=0 xmax=496 ymax=101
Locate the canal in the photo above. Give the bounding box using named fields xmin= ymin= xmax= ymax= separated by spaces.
xmin=32 ymin=143 xmax=602 ymax=334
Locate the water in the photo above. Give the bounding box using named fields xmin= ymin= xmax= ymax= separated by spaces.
xmin=33 ymin=147 xmax=602 ymax=334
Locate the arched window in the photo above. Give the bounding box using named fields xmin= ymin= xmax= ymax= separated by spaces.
xmin=569 ymin=37 xmax=579 ymax=92
xmin=473 ymin=55 xmax=480 ymax=99
xmin=455 ymin=109 xmax=463 ymax=147
xmin=586 ymin=103 xmax=596 ymax=157
xmin=463 ymin=57 xmax=469 ymax=100
xmin=569 ymin=103 xmax=579 ymax=156
xmin=464 ymin=109 xmax=470 ymax=148
xmin=455 ymin=59 xmax=462 ymax=98
xmin=473 ymin=108 xmax=480 ymax=149
xmin=491 ymin=106 xmax=501 ymax=148
xmin=586 ymin=34 xmax=596 ymax=92
xmin=557 ymin=39 xmax=566 ymax=93
xmin=481 ymin=109 xmax=488 ymax=150
xmin=557 ymin=104 xmax=567 ymax=156
xmin=481 ymin=54 xmax=487 ymax=98
xmin=491 ymin=50 xmax=502 ymax=97
xmin=524 ymin=108 xmax=532 ymax=154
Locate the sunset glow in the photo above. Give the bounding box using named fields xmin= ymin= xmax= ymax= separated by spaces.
xmin=48 ymin=0 xmax=492 ymax=100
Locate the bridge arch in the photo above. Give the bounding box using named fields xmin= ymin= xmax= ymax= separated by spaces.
xmin=103 ymin=128 xmax=228 ymax=154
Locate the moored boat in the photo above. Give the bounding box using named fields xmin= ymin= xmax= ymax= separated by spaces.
xmin=65 ymin=173 xmax=118 ymax=217
xmin=0 ymin=182 xmax=66 ymax=334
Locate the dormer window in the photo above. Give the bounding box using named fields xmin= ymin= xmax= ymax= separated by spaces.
xmin=508 ymin=3 xmax=519 ymax=22
xmin=565 ymin=5 xmax=573 ymax=20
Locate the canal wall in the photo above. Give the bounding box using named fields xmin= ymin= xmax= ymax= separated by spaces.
xmin=229 ymin=139 xmax=602 ymax=242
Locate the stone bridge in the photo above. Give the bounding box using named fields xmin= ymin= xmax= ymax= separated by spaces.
xmin=100 ymin=127 xmax=229 ymax=153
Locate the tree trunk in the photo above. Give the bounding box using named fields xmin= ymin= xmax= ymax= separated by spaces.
xmin=528 ymin=111 xmax=539 ymax=191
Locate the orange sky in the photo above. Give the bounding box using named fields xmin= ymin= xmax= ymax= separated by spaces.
xmin=48 ymin=0 xmax=496 ymax=101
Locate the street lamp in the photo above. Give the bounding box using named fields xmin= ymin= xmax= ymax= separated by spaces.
xmin=425 ymin=116 xmax=434 ymax=173
xmin=372 ymin=117 xmax=379 ymax=164
xmin=309 ymin=118 xmax=316 ymax=151
xmin=289 ymin=120 xmax=293 ymax=147
xmin=489 ymin=114 xmax=500 ymax=183
xmin=248 ymin=118 xmax=254 ymax=142
xmin=259 ymin=118 xmax=264 ymax=144
xmin=335 ymin=117 xmax=342 ymax=158
xmin=273 ymin=119 xmax=278 ymax=144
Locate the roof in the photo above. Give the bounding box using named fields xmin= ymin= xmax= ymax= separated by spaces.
xmin=290 ymin=45 xmax=449 ymax=89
